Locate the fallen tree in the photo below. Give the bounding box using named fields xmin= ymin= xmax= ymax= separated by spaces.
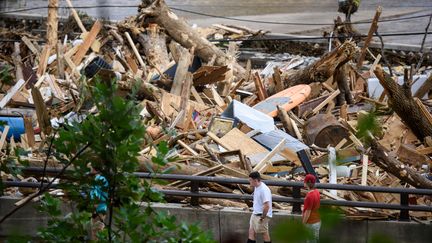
xmin=281 ymin=41 xmax=357 ymax=87
xmin=370 ymin=139 xmax=432 ymax=189
xmin=374 ymin=66 xmax=432 ymax=142
xmin=138 ymin=0 xmax=243 ymax=74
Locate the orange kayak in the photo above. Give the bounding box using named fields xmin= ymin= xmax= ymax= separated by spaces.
xmin=253 ymin=85 xmax=311 ymax=117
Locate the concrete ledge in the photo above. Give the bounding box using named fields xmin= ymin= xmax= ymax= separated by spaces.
xmin=1 ymin=198 xmax=431 ymax=242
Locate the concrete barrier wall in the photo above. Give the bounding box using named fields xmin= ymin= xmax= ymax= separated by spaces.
xmin=1 ymin=197 xmax=431 ymax=242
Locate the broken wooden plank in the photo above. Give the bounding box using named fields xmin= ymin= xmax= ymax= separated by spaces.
xmin=190 ymin=86 xmax=205 ymax=105
xmin=253 ymin=72 xmax=268 ymax=101
xmin=56 ymin=41 xmax=65 ymax=79
xmin=21 ymin=36 xmax=40 ymax=56
xmin=414 ymin=74 xmax=432 ymax=98
xmin=72 ymin=20 xmax=102 ymax=65
xmin=171 ymin=47 xmax=192 ymax=95
xmin=0 ymin=79 xmax=26 ymax=109
xmin=37 ymin=45 xmax=50 ymax=77
xmin=46 ymin=0 xmax=58 ymax=47
xmin=277 ymin=105 xmax=295 ymax=136
xmin=220 ymin=128 xmax=268 ymax=157
xmin=24 ymin=117 xmax=35 ymax=148
xmin=210 ymin=86 xmax=226 ymax=107
xmin=254 ymin=139 xmax=286 ymax=173
xmin=273 ymin=66 xmax=284 ymax=93
xmin=177 ymin=140 xmax=199 ymax=156
xmin=31 ymin=87 xmax=51 ymax=136
xmin=357 ymin=6 xmax=382 ymax=69
xmin=361 ymin=155 xmax=369 ymax=186
xmin=208 ymin=131 xmax=234 ymax=151
xmin=311 ymin=89 xmax=340 ymax=115
xmin=65 ymin=0 xmax=87 ymax=33
xmin=0 ymin=126 xmax=10 ymax=150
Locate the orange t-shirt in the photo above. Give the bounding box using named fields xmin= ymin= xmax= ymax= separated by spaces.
xmin=303 ymin=189 xmax=320 ymax=224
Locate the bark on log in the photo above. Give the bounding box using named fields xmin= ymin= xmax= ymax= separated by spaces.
xmin=137 ymin=24 xmax=170 ymax=71
xmin=334 ymin=63 xmax=354 ymax=105
xmin=138 ymin=0 xmax=244 ymax=74
xmin=370 ymin=139 xmax=432 ymax=189
xmin=374 ymin=66 xmax=432 ymax=142
xmin=281 ymin=41 xmax=357 ymax=88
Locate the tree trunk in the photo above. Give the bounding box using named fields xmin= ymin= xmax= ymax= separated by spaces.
xmin=334 ymin=63 xmax=354 ymax=105
xmin=370 ymin=139 xmax=432 ymax=189
xmin=374 ymin=66 xmax=432 ymax=142
xmin=46 ymin=0 xmax=58 ymax=47
xmin=137 ymin=24 xmax=170 ymax=72
xmin=281 ymin=41 xmax=357 ymax=88
xmin=139 ymin=0 xmax=244 ymax=73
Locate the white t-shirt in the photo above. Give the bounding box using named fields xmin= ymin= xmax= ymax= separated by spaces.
xmin=252 ymin=182 xmax=273 ymax=218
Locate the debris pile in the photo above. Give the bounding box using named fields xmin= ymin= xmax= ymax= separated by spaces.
xmin=0 ymin=0 xmax=431 ymax=221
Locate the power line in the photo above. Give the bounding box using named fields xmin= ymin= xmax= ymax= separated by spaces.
xmin=1 ymin=31 xmax=431 ymax=44
xmin=0 ymin=5 xmax=431 ymax=26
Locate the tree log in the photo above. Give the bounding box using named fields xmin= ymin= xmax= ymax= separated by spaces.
xmin=46 ymin=0 xmax=58 ymax=47
xmin=138 ymin=0 xmax=244 ymax=74
xmin=137 ymin=24 xmax=170 ymax=71
xmin=370 ymin=140 xmax=432 ymax=189
xmin=374 ymin=66 xmax=432 ymax=142
xmin=281 ymin=41 xmax=357 ymax=88
xmin=334 ymin=63 xmax=354 ymax=105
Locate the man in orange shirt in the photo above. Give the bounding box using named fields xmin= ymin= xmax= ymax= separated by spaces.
xmin=302 ymin=174 xmax=321 ymax=243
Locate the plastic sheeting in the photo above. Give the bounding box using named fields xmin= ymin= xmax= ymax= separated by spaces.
xmin=252 ymin=129 xmax=308 ymax=152
xmin=221 ymin=100 xmax=275 ymax=133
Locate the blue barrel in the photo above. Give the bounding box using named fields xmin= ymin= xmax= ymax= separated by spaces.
xmin=0 ymin=116 xmax=25 ymax=141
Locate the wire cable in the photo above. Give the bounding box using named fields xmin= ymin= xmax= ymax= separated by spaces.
xmin=0 ymin=5 xmax=431 ymax=26
xmin=1 ymin=31 xmax=431 ymax=44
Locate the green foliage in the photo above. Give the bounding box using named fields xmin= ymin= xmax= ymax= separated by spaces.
xmin=356 ymin=110 xmax=382 ymax=143
xmin=272 ymin=218 xmax=313 ymax=243
xmin=35 ymin=80 xmax=213 ymax=242
xmin=0 ymin=65 xmax=14 ymax=89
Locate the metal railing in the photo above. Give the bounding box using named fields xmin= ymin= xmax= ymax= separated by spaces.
xmin=4 ymin=168 xmax=432 ymax=221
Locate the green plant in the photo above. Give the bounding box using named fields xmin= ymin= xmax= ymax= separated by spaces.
xmin=0 ymin=65 xmax=14 ymax=90
xmin=33 ymin=80 xmax=214 ymax=242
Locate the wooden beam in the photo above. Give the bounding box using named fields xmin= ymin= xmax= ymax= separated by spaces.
xmin=65 ymin=0 xmax=87 ymax=33
xmin=253 ymin=72 xmax=268 ymax=101
xmin=171 ymin=47 xmax=191 ymax=95
xmin=24 ymin=117 xmax=35 ymax=148
xmin=37 ymin=45 xmax=50 ymax=77
xmin=125 ymin=31 xmax=146 ymax=69
xmin=72 ymin=20 xmax=102 ymax=65
xmin=56 ymin=41 xmax=65 ymax=79
xmin=0 ymin=126 xmax=10 ymax=150
xmin=254 ymin=139 xmax=286 ymax=173
xmin=46 ymin=0 xmax=58 ymax=47
xmin=208 ymin=132 xmax=234 ymax=151
xmin=21 ymin=36 xmax=40 ymax=56
xmin=311 ymin=89 xmax=340 ymax=115
xmin=277 ymin=105 xmax=295 ymax=136
xmin=0 ymin=79 xmax=25 ymax=109
xmin=357 ymin=6 xmax=382 ymax=69
xmin=273 ymin=66 xmax=284 ymax=93
xmin=177 ymin=140 xmax=199 ymax=156
xmin=414 ymin=74 xmax=432 ymax=98
xmin=361 ymin=155 xmax=369 ymax=186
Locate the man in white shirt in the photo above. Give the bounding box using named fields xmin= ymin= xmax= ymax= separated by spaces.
xmin=247 ymin=171 xmax=272 ymax=243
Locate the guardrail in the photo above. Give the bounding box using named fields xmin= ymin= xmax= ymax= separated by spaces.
xmin=4 ymin=168 xmax=432 ymax=221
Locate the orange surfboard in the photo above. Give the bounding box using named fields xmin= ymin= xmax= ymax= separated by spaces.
xmin=253 ymin=85 xmax=311 ymax=117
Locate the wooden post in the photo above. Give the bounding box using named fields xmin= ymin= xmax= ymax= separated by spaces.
xmin=273 ymin=66 xmax=284 ymax=93
xmin=361 ymin=154 xmax=368 ymax=186
xmin=171 ymin=47 xmax=192 ymax=95
xmin=56 ymin=41 xmax=65 ymax=79
xmin=277 ymin=105 xmax=295 ymax=136
xmin=357 ymin=6 xmax=382 ymax=69
xmin=24 ymin=117 xmax=35 ymax=148
xmin=253 ymin=72 xmax=268 ymax=101
xmin=65 ymin=0 xmax=87 ymax=33
xmin=47 ymin=0 xmax=58 ymax=47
